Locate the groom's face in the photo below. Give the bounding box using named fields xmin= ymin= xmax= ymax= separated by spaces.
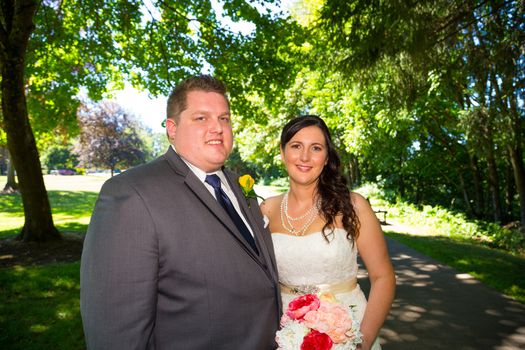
xmin=167 ymin=90 xmax=233 ymax=172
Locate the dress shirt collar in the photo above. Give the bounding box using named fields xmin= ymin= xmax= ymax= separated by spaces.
xmin=170 ymin=144 xmax=228 ymax=185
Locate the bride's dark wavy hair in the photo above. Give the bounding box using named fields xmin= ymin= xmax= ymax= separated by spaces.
xmin=280 ymin=115 xmax=360 ymax=242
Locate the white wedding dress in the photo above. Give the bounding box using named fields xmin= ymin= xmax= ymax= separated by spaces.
xmin=272 ymin=228 xmax=381 ymax=350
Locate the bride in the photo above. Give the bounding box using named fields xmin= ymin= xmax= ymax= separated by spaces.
xmin=261 ymin=115 xmax=395 ymax=350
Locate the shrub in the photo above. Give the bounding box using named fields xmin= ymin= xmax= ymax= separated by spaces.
xmin=42 ymin=145 xmax=78 ymax=170
xmin=75 ymin=167 xmax=86 ymax=175
xmin=359 ymin=183 xmax=525 ymax=255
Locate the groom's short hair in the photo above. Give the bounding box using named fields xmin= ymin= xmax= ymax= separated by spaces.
xmin=166 ymin=75 xmax=229 ymax=123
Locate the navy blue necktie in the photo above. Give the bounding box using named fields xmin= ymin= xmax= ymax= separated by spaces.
xmin=205 ymin=174 xmax=259 ymax=254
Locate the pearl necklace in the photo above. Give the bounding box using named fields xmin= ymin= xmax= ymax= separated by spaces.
xmin=280 ymin=192 xmax=320 ymax=236
xmin=284 ymin=197 xmax=317 ymax=222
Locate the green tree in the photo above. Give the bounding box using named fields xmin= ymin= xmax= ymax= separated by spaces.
xmin=0 ymin=0 xmax=60 ymax=240
xmin=311 ymin=0 xmax=524 ymax=225
xmin=0 ymin=0 xmax=295 ymax=241
xmin=76 ymin=101 xmax=146 ymax=176
xmin=41 ymin=144 xmax=78 ymax=171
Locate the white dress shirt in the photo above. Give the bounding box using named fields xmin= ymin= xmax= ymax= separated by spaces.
xmin=171 ymin=145 xmax=254 ymax=236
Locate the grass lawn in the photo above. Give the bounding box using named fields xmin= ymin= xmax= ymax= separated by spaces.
xmin=385 ymin=231 xmax=525 ymax=304
xmin=0 ymin=174 xmax=107 ymax=350
xmin=0 ymin=263 xmax=84 ymax=349
xmin=0 ymin=174 xmax=108 ymax=237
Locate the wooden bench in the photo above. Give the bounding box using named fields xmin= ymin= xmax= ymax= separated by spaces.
xmin=374 ymin=209 xmax=388 ymax=225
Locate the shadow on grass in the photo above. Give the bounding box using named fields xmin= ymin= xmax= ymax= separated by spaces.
xmin=385 ymin=231 xmax=525 ymax=303
xmin=0 ymin=228 xmax=21 ymax=239
xmin=0 ymin=223 xmax=88 ymax=239
xmin=48 ymin=191 xmax=99 ymax=218
xmin=0 ymin=262 xmax=85 ymax=350
xmin=0 ymin=191 xmax=98 ymax=217
xmin=56 ymin=222 xmax=89 ymax=234
xmin=0 ymin=192 xmax=22 ymax=213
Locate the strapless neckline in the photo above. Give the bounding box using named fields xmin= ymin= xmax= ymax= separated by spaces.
xmin=271 ymin=227 xmax=357 ymax=286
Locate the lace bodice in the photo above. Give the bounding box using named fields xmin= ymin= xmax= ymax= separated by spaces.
xmin=271 ymin=228 xmax=358 ymax=286
xmin=272 ymin=228 xmax=383 ymax=350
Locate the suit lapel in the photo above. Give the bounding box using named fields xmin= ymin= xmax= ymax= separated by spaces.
xmin=164 ymin=149 xmax=261 ymax=260
xmin=224 ymin=170 xmax=273 ymax=266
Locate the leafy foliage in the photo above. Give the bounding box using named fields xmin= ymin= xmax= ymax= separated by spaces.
xmin=1 ymin=0 xmax=297 ymax=241
xmin=361 ymin=182 xmax=525 ymax=254
xmin=41 ymin=145 xmax=78 ymax=171
xmin=75 ymin=101 xmax=146 ymax=174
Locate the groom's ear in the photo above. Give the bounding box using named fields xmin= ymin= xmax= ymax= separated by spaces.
xmin=166 ymin=118 xmax=177 ymax=142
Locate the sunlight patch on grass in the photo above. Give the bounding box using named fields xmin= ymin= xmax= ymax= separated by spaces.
xmin=40 ymin=290 xmax=56 ymax=298
xmin=0 ymin=216 xmax=24 ymax=230
xmin=56 ymin=309 xmax=73 ymax=320
xmin=30 ymin=324 xmax=49 ymax=333
xmin=53 ymin=277 xmax=77 ymax=289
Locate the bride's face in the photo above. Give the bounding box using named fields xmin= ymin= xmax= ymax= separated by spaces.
xmin=281 ymin=125 xmax=328 ymax=186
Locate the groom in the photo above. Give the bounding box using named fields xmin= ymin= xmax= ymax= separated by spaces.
xmin=80 ymin=75 xmax=281 ymax=349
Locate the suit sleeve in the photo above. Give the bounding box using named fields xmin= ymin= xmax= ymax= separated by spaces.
xmin=81 ymin=177 xmax=158 ymax=349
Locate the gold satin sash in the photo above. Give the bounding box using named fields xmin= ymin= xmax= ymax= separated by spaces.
xmin=280 ymin=278 xmax=358 ymax=295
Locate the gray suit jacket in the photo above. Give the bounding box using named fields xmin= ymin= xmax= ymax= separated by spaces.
xmin=81 ymin=148 xmax=281 ymax=349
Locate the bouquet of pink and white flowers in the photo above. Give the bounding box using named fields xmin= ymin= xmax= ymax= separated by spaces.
xmin=276 ymin=293 xmax=362 ymax=350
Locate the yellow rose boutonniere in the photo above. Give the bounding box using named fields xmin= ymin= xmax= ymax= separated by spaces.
xmin=239 ymin=174 xmax=264 ymax=206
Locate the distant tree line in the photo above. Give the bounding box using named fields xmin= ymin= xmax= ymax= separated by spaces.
xmin=39 ymin=100 xmax=168 ymax=177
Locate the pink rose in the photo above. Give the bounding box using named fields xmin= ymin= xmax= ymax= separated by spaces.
xmin=287 ymin=294 xmax=321 ymax=321
xmin=300 ymin=330 xmax=333 ymax=350
xmin=279 ymin=313 xmax=291 ymax=327
xmin=303 ymin=301 xmax=354 ymax=344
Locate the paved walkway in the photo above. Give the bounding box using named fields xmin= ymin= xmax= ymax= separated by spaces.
xmin=359 ymin=236 xmax=525 ymax=349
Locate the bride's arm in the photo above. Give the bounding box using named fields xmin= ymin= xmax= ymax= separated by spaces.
xmin=352 ymin=192 xmax=396 ymax=350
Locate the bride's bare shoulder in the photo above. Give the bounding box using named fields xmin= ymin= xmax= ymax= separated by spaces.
xmin=349 ymin=192 xmax=374 ymax=212
xmin=259 ymin=194 xmax=284 ymax=217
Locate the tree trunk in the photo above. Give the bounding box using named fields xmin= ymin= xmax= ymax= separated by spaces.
xmin=398 ymin=158 xmax=405 ymax=198
xmin=505 ymin=73 xmax=525 ymax=228
xmin=3 ymin=151 xmax=19 ymax=192
xmin=458 ymin=172 xmax=473 ymax=215
xmin=347 ymin=154 xmax=360 ymax=187
xmin=0 ymin=0 xmax=60 ymax=241
xmin=486 ymin=147 xmax=502 ymax=223
xmin=469 ymin=154 xmax=484 ymax=218
xmin=503 ymin=160 xmax=515 ymax=223
xmin=508 ymin=145 xmax=525 ymax=226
